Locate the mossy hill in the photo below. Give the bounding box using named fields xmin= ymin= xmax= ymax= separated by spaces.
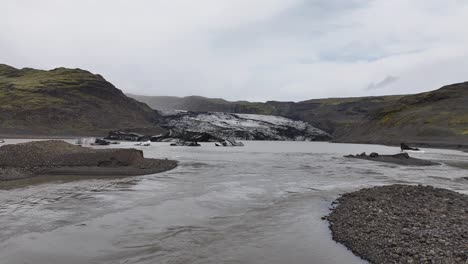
xmin=338 ymin=82 xmax=468 ymax=147
xmin=0 ymin=64 xmax=162 ymax=136
xmin=129 ymin=83 xmax=468 ymax=149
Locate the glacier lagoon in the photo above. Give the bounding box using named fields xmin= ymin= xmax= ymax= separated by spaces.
xmin=0 ymin=140 xmax=467 ymax=264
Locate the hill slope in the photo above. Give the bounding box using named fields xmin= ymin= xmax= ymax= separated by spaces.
xmin=127 ymin=93 xmax=404 ymax=136
xmin=0 ymin=64 xmax=162 ymax=136
xmin=126 ymin=94 xmax=275 ymax=114
xmin=337 ymin=82 xmax=468 ymax=147
xmin=129 ymin=83 xmax=468 ymax=148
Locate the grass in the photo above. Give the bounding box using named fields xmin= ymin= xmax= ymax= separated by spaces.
xmin=305 ymin=95 xmax=403 ymax=105
xmin=0 ymin=64 xmax=158 ymax=134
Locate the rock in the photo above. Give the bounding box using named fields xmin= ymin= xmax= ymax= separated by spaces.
xmin=216 ymin=139 xmax=244 ymax=147
xmin=105 ymin=131 xmax=148 ymax=141
xmin=325 ymin=185 xmax=468 ymax=264
xmin=170 ymin=141 xmax=201 ymax=147
xmin=401 ymin=143 xmax=420 ymax=151
xmin=369 ymin=152 xmax=379 ymax=157
xmin=92 ymin=138 xmax=111 ymax=145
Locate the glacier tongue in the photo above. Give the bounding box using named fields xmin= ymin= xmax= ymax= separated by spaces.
xmin=155 ymin=111 xmax=332 ymax=141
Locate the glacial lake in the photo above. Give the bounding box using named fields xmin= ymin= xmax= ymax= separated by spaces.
xmin=0 ymin=140 xmax=467 ymax=264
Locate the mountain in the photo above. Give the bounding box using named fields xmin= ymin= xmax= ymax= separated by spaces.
xmin=0 ymin=64 xmax=163 ymax=136
xmin=337 ymin=82 xmax=468 ymax=147
xmin=129 ymin=83 xmax=468 ymax=148
xmin=126 ymin=94 xmax=275 ymax=114
xmin=126 ymin=93 xmax=404 ymax=137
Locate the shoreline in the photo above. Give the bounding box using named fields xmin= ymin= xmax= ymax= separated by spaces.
xmin=333 ymin=138 xmax=468 ymax=152
xmin=344 ymin=152 xmax=440 ymax=166
xmin=0 ymin=140 xmax=178 ymax=182
xmin=326 ymin=185 xmax=468 ymax=264
xmin=1 ymin=135 xmax=467 ymax=152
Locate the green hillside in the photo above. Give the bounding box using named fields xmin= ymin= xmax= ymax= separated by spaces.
xmin=338 ymin=82 xmax=468 ymax=147
xmin=0 ymin=64 xmax=162 ymax=136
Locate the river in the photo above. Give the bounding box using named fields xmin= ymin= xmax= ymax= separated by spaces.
xmin=0 ymin=140 xmax=467 ymax=264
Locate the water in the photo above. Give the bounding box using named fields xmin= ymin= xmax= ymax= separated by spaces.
xmin=0 ymin=140 xmax=467 ymax=264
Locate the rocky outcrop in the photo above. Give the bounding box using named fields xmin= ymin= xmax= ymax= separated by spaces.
xmin=326 ymin=185 xmax=468 ymax=264
xmin=344 ymin=152 xmax=438 ymax=166
xmin=154 ymin=111 xmax=332 ymax=142
xmin=0 ymin=140 xmax=177 ymax=181
xmin=400 ymin=143 xmax=420 ymax=151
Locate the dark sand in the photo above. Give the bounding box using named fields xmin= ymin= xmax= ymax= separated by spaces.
xmin=326 ymin=185 xmax=468 ymax=264
xmin=0 ymin=140 xmax=177 ymax=181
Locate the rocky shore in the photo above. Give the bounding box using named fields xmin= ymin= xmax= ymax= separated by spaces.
xmin=326 ymin=185 xmax=468 ymax=264
xmin=345 ymin=152 xmax=439 ymax=166
xmin=0 ymin=140 xmax=177 ymax=181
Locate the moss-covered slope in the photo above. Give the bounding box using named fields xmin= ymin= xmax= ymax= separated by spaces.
xmin=337 ymin=82 xmax=468 ymax=147
xmin=0 ymin=64 xmax=162 ymax=136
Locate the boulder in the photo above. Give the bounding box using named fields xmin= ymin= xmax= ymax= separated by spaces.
xmin=400 ymin=143 xmax=420 ymax=151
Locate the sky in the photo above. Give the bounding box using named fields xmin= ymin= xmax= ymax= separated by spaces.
xmin=2 ymin=0 xmax=468 ymax=102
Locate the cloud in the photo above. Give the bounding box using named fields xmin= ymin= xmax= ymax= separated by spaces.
xmin=366 ymin=76 xmax=399 ymax=91
xmin=1 ymin=0 xmax=468 ymax=101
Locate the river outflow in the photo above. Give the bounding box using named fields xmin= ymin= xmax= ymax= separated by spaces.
xmin=0 ymin=140 xmax=467 ymax=264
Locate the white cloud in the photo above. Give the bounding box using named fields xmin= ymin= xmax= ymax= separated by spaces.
xmin=1 ymin=0 xmax=468 ymax=101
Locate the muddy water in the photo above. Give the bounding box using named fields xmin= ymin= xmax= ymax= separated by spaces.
xmin=0 ymin=140 xmax=467 ymax=264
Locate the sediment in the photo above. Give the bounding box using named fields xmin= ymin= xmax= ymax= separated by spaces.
xmin=326 ymin=185 xmax=468 ymax=264
xmin=344 ymin=152 xmax=439 ymax=166
xmin=0 ymin=140 xmax=177 ymax=181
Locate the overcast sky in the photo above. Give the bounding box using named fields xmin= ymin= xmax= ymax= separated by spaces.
xmin=2 ymin=0 xmax=468 ymax=101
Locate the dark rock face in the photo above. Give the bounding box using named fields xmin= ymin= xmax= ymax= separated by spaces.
xmin=153 ymin=111 xmax=332 ymax=142
xmin=401 ymin=143 xmax=420 ymax=151
xmin=105 ymin=131 xmax=147 ymax=141
xmin=170 ymin=141 xmax=201 ymax=147
xmin=0 ymin=140 xmax=177 ymax=181
xmin=345 ymin=152 xmax=438 ymax=166
xmin=326 ymin=185 xmax=468 ymax=264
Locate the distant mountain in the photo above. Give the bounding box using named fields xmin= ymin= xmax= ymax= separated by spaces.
xmin=338 ymin=82 xmax=468 ymax=147
xmin=126 ymin=94 xmax=275 ymax=114
xmin=0 ymin=64 xmax=163 ymax=136
xmin=127 ymin=93 xmax=405 ymax=137
xmin=2 ymin=63 xmax=465 ymax=147
xmin=129 ymin=83 xmax=468 ymax=148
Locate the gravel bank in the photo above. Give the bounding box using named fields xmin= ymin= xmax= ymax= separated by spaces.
xmin=326 ymin=185 xmax=468 ymax=264
xmin=0 ymin=140 xmax=177 ymax=181
xmin=345 ymin=152 xmax=439 ymax=166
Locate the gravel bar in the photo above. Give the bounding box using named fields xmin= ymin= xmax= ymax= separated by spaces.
xmin=326 ymin=185 xmax=468 ymax=264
